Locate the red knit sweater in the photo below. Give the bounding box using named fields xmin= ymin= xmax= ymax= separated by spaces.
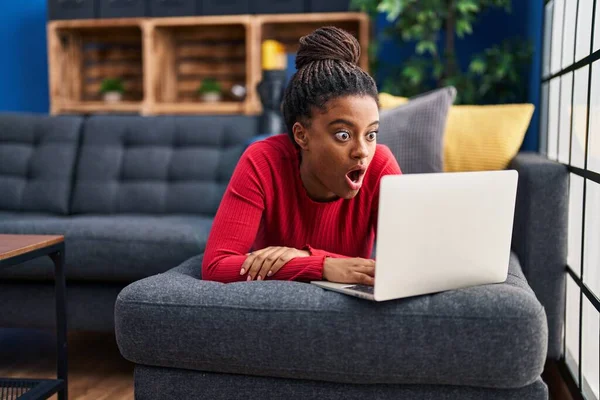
xmin=201 ymin=134 xmax=402 ymax=283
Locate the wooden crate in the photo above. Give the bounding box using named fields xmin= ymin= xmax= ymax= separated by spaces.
xmin=257 ymin=13 xmax=369 ymax=70
xmin=251 ymin=12 xmax=369 ymax=114
xmin=47 ymin=13 xmax=370 ymax=116
xmin=145 ymin=15 xmax=257 ymax=115
xmin=48 ymin=18 xmax=145 ymax=114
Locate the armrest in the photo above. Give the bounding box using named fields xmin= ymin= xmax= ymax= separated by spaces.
xmin=114 ymin=252 xmax=547 ymax=387
xmin=163 ymin=253 xmax=204 ymax=277
xmin=509 ymin=152 xmax=568 ymax=360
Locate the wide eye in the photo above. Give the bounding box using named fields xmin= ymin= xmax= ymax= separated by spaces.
xmin=335 ymin=131 xmax=351 ymax=141
xmin=366 ymin=131 xmax=377 ymax=141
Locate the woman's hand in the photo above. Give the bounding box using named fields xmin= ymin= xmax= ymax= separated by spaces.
xmin=323 ymin=257 xmax=375 ymax=286
xmin=241 ymin=246 xmax=310 ymax=281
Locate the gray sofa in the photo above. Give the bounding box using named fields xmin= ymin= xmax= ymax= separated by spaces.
xmin=0 ymin=112 xmax=567 ymax=399
xmin=115 ymin=143 xmax=568 ymax=397
xmin=0 ymin=112 xmax=257 ymax=330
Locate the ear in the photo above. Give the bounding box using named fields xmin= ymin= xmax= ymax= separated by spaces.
xmin=292 ymin=122 xmax=309 ymax=150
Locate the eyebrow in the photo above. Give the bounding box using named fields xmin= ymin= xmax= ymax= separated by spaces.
xmin=328 ymin=119 xmax=379 ymax=127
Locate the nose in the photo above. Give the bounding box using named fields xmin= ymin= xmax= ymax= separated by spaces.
xmin=351 ymin=138 xmax=369 ymax=160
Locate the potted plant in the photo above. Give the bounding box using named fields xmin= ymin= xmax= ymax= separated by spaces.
xmin=100 ymin=78 xmax=125 ymax=103
xmin=197 ymin=78 xmax=222 ymax=102
xmin=351 ymin=0 xmax=532 ymax=105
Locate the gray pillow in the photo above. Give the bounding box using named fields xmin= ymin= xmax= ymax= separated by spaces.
xmin=378 ymin=86 xmax=456 ymax=174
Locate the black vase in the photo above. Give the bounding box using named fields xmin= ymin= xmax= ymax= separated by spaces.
xmin=256 ymin=70 xmax=287 ymax=135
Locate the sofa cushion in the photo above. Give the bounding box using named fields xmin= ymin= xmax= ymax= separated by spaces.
xmin=115 ymin=252 xmax=548 ymax=389
xmin=443 ymin=104 xmax=534 ymax=172
xmin=71 ymin=115 xmax=258 ymax=215
xmin=0 ymin=113 xmax=83 ymax=214
xmin=0 ymin=213 xmax=212 ymax=282
xmin=378 ymin=87 xmax=456 ymax=174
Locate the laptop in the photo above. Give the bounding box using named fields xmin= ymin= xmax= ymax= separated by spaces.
xmin=311 ymin=169 xmax=518 ymax=301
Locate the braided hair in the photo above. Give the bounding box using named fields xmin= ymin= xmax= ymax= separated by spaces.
xmin=281 ymin=26 xmax=379 ymax=148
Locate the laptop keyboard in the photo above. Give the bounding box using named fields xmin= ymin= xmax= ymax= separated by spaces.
xmin=347 ymin=284 xmax=374 ymax=295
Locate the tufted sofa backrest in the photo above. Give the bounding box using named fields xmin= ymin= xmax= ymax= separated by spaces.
xmin=70 ymin=115 xmax=258 ymax=215
xmin=0 ymin=113 xmax=83 ymax=214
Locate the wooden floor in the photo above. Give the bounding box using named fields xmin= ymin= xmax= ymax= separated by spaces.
xmin=0 ymin=328 xmax=578 ymax=400
xmin=542 ymin=361 xmax=579 ymax=400
xmin=0 ymin=329 xmax=133 ymax=399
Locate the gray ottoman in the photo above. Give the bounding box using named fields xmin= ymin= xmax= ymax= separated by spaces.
xmin=115 ymin=253 xmax=549 ymax=400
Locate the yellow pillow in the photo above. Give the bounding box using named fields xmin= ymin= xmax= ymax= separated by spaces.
xmin=379 ymin=92 xmax=408 ymax=110
xmin=443 ymin=104 xmax=534 ymax=172
xmin=378 ymin=92 xmax=534 ymax=172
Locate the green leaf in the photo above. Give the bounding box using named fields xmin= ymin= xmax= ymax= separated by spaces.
xmin=378 ymin=0 xmax=405 ymax=21
xmin=402 ymin=65 xmax=423 ymax=86
xmin=197 ymin=78 xmax=221 ymax=94
xmin=456 ymin=19 xmax=473 ymax=37
xmin=457 ymin=0 xmax=479 ymax=13
xmin=100 ymin=78 xmax=124 ymax=94
xmin=416 ymin=40 xmax=437 ymax=55
xmin=478 ymin=81 xmax=492 ymax=97
xmin=469 ymin=58 xmax=486 ymax=75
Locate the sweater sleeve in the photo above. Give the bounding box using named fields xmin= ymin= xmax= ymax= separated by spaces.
xmin=202 ymin=146 xmax=324 ymax=283
xmin=305 ymin=245 xmax=351 ymax=259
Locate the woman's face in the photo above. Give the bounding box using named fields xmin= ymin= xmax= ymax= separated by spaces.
xmin=293 ymin=95 xmax=379 ymax=201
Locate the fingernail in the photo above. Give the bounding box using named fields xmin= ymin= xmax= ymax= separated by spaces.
xmin=267 ymin=271 xmax=273 ymax=277
xmin=257 ymin=275 xmax=262 ymax=281
xmin=240 ymin=268 xmax=245 ymax=275
xmin=247 ymin=276 xmax=252 ymax=281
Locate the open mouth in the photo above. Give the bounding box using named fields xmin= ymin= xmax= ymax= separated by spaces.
xmin=348 ymin=170 xmax=362 ymax=183
xmin=345 ymin=166 xmax=367 ymax=190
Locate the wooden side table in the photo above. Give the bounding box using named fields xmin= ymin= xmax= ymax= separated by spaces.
xmin=0 ymin=235 xmax=67 ymax=400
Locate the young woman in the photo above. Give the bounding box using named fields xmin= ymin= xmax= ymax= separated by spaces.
xmin=202 ymin=26 xmax=402 ymax=285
